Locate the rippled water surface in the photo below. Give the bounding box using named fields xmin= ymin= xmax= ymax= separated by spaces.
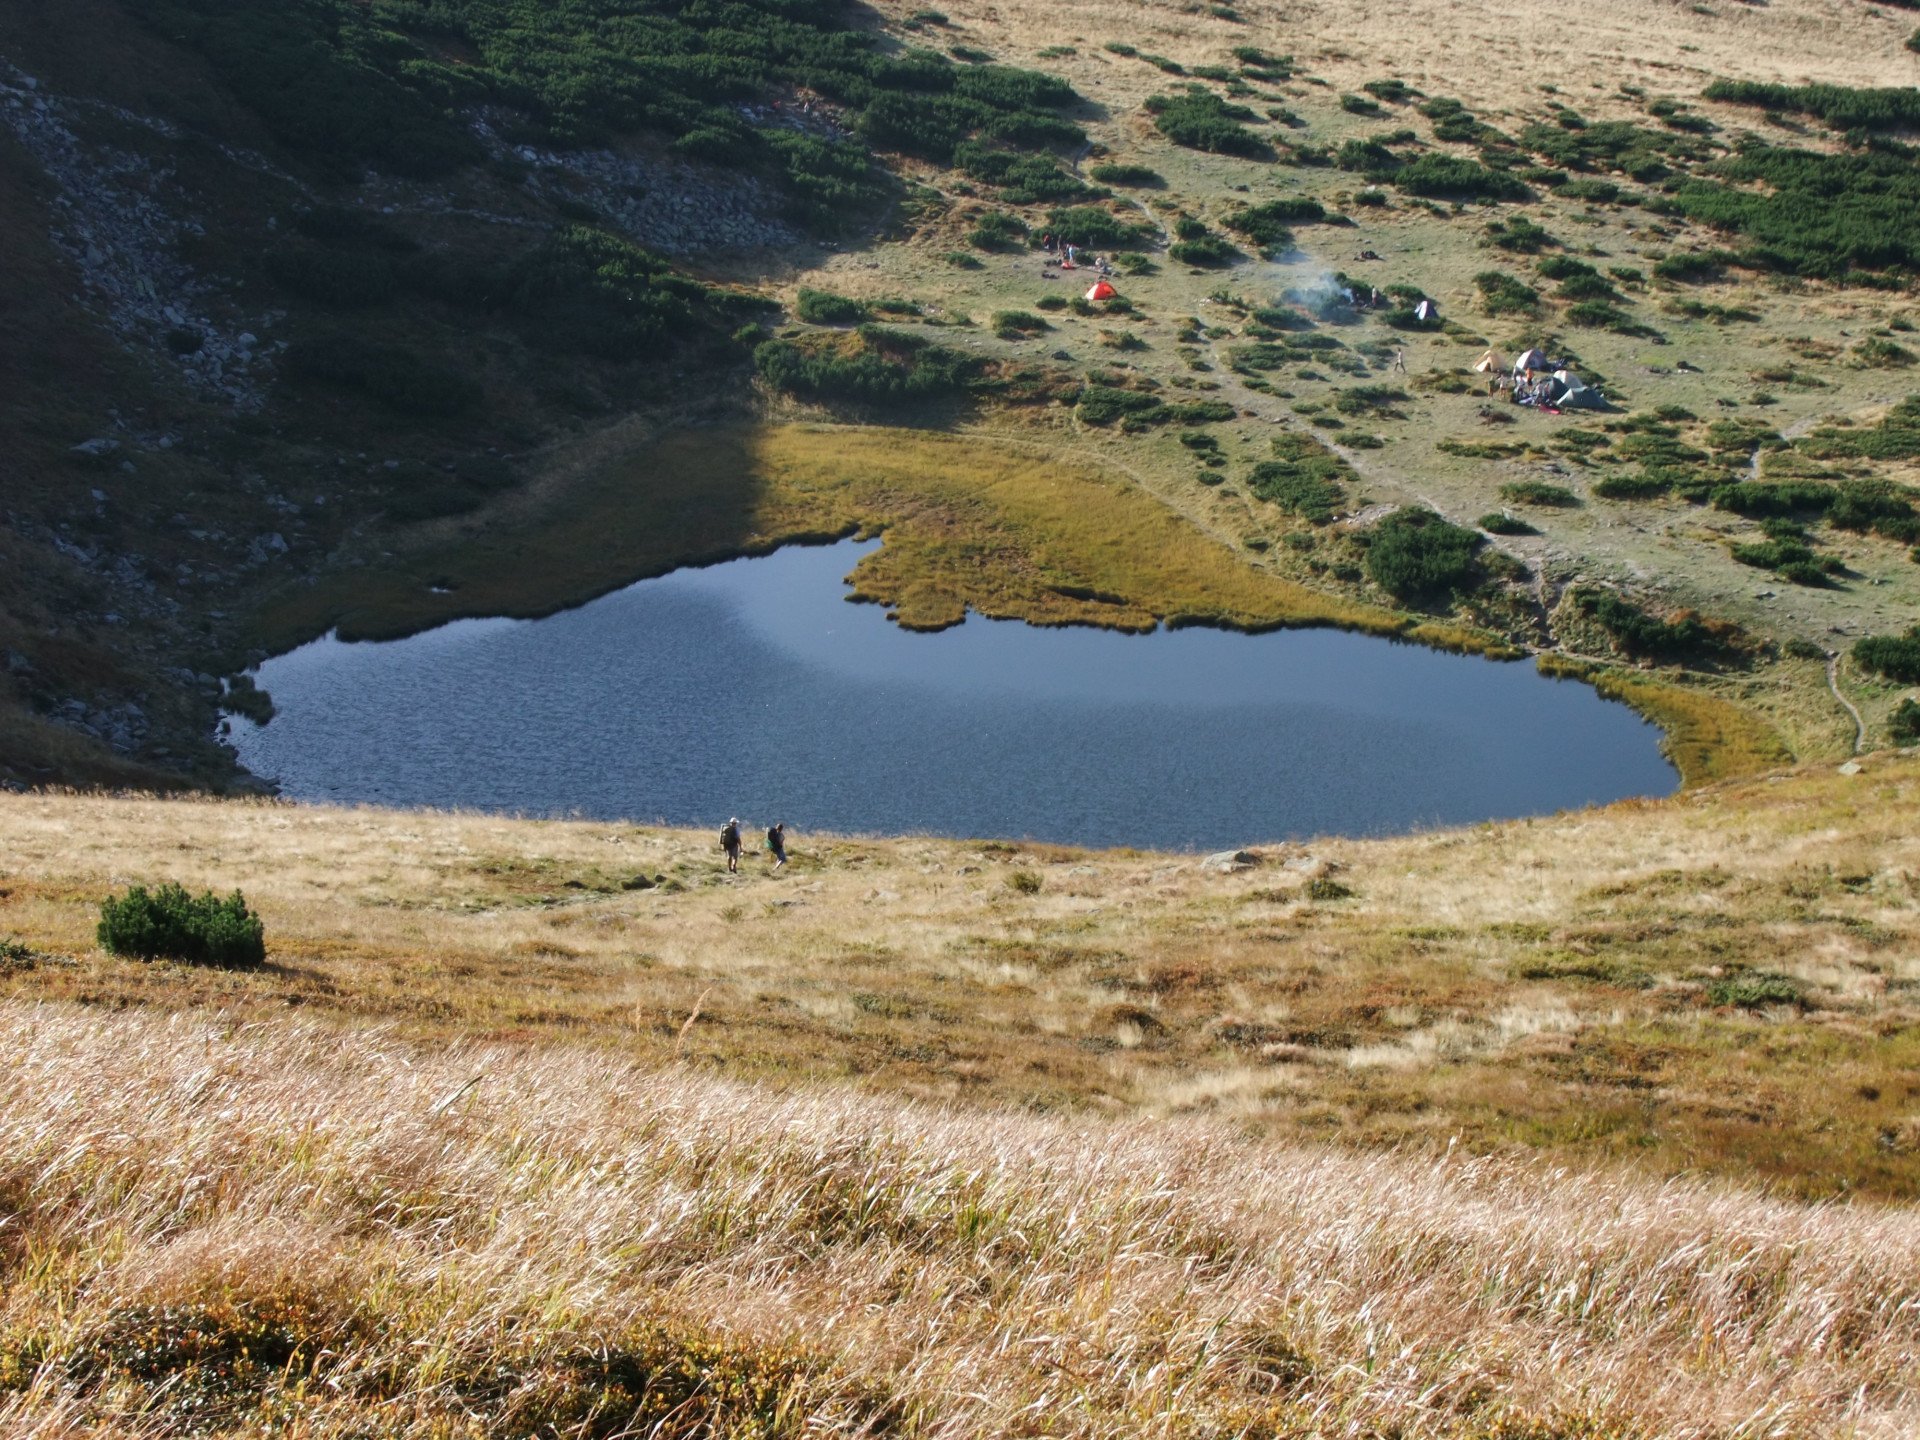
xmin=230 ymin=539 xmax=1676 ymax=849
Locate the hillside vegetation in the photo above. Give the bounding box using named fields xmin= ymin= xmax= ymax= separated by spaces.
xmin=3 ymin=757 xmax=1920 ymax=1435
xmin=9 ymin=0 xmax=1920 ymax=789
xmin=4 ymin=754 xmax=1919 ymax=1200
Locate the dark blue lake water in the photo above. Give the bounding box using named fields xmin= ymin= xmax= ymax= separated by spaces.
xmin=229 ymin=539 xmax=1676 ymax=849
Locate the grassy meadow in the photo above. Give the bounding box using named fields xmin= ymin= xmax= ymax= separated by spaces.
xmin=4 ymin=755 xmax=1920 ymax=1434
xmin=4 ymin=754 xmax=1919 ymax=1200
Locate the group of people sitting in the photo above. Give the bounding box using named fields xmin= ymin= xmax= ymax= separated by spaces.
xmin=1512 ymin=370 xmax=1562 ymax=407
xmin=1039 ymin=234 xmax=1113 ymax=275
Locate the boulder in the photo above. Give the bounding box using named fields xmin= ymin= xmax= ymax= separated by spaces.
xmin=1199 ymin=849 xmax=1259 ymax=874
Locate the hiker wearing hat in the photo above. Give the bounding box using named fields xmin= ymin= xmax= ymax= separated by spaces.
xmin=720 ymin=817 xmax=742 ymax=873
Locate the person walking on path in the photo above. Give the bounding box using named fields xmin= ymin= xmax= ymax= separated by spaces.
xmin=1391 ymin=346 xmax=1407 ymax=375
xmin=720 ymin=817 xmax=742 ymax=873
xmin=766 ymin=821 xmax=788 ymax=870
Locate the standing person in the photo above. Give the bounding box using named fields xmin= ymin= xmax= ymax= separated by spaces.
xmin=720 ymin=817 xmax=742 ymax=874
xmin=1391 ymin=346 xmax=1407 ymax=374
xmin=766 ymin=821 xmax=788 ymax=870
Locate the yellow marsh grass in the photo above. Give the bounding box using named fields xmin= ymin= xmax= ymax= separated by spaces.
xmin=2 ymin=1005 xmax=1918 ymax=1438
xmin=260 ymin=422 xmax=1470 ymax=646
xmin=1537 ymin=658 xmax=1793 ymax=786
xmin=4 ymin=755 xmax=1918 ymax=1199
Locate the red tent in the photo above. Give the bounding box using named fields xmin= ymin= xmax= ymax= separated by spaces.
xmin=1084 ymin=280 xmax=1117 ymax=301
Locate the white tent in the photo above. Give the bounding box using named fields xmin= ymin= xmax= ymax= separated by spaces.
xmin=1414 ymin=299 xmax=1437 ymax=322
xmin=1473 ymin=349 xmax=1508 ymax=374
xmin=1514 ymin=347 xmax=1549 ymax=373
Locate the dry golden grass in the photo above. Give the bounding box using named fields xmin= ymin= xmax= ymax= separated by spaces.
xmin=258 ymin=422 xmax=1486 ymax=648
xmin=952 ymin=0 xmax=1920 ymax=113
xmin=2 ymin=1002 xmax=1918 ymax=1438
xmin=4 ymin=752 xmax=1918 ymax=1201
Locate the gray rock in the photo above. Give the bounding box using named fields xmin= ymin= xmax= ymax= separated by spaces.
xmin=71 ymin=438 xmax=118 ymax=458
xmin=1200 ymin=849 xmax=1259 ymax=874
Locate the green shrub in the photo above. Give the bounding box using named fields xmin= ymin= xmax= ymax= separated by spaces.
xmin=1386 ymin=154 xmax=1528 ymax=201
xmin=1499 ymin=480 xmax=1580 ymax=507
xmin=1248 ymin=433 xmax=1352 ymax=522
xmin=992 ymin=309 xmax=1050 ymax=337
xmin=1589 ymin=472 xmax=1672 ymax=501
xmin=1034 ymin=294 xmax=1068 ymax=311
xmin=1169 ymin=232 xmax=1240 ymax=267
xmin=1560 ymin=177 xmax=1622 ymax=204
xmin=1704 ymin=971 xmax=1807 ymax=1009
xmin=1853 ymin=627 xmax=1920 ymax=683
xmin=1888 ymin=698 xmax=1920 ymax=743
xmin=1570 ymin=588 xmax=1732 ymax=661
xmin=1332 ymin=384 xmax=1409 ymax=417
xmin=1671 ymin=145 xmax=1920 ymax=281
xmin=1145 ymin=88 xmax=1271 ymax=157
xmin=1046 ymin=205 xmax=1154 ymax=249
xmin=954 ymin=140 xmax=1093 ymax=203
xmin=98 ymin=883 xmax=266 ymax=968
xmin=1339 ymin=93 xmax=1382 ymax=116
xmin=795 ymin=289 xmax=870 ymax=325
xmin=1475 ymin=271 xmax=1540 ymax=316
xmin=1363 ymin=507 xmax=1483 ymax=600
xmin=1088 ymin=162 xmax=1162 ymax=187
xmin=1006 ymin=869 xmax=1042 ymax=894
xmin=1225 ymin=197 xmax=1327 ymax=248
xmin=1478 ymin=512 xmax=1537 ymax=535
xmin=1362 ymin=79 xmax=1413 ymax=104
xmin=968 ymin=211 xmax=1029 ymax=251
xmin=1482 ymin=217 xmax=1557 ymax=256
xmin=754 ymin=327 xmax=976 ymax=408
xmin=1855 ymin=338 xmax=1916 ymax=369
xmin=1701 ymin=79 xmax=1920 ymax=132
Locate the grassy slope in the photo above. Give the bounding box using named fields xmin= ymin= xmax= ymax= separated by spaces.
xmin=4 ymin=758 xmax=1920 ymax=1435
xmin=3 ymin=1005 xmax=1918 ymax=1439
xmin=4 ymin=754 xmax=1918 ymax=1201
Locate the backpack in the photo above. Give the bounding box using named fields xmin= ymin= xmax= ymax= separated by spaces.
xmin=720 ymin=824 xmax=737 ymax=850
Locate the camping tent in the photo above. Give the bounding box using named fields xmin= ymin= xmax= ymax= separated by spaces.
xmin=1554 ymin=372 xmax=1606 ymax=409
xmin=1514 ymin=347 xmax=1549 ymax=373
xmin=1084 ymin=280 xmax=1117 ymax=302
xmin=1414 ymin=299 xmax=1437 ymax=322
xmin=1473 ymin=349 xmax=1508 ymax=374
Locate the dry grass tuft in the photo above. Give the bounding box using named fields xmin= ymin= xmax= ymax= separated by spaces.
xmin=1 ymin=1004 xmax=1917 ymax=1437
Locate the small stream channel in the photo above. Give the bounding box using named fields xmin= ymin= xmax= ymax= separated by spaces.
xmin=228 ymin=538 xmax=1677 ymax=849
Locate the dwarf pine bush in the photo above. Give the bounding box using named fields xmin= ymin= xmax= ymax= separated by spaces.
xmin=97 ymin=884 xmax=266 ymax=968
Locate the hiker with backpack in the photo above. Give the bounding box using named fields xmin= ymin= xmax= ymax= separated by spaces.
xmin=720 ymin=817 xmax=742 ymax=873
xmin=766 ymin=821 xmax=788 ymax=870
